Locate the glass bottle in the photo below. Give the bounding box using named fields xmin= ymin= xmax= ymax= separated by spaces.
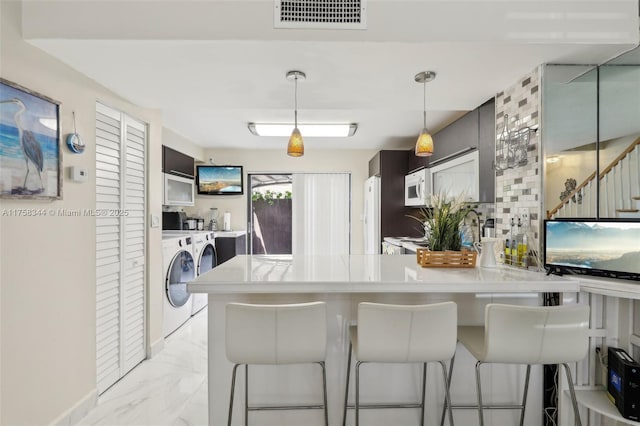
xmin=516 ymin=217 xmax=524 ymax=265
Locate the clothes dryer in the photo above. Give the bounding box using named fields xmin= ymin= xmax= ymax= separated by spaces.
xmin=162 ymin=235 xmax=195 ymax=337
xmin=162 ymin=230 xmax=217 ymax=315
xmin=190 ymin=231 xmax=216 ymax=314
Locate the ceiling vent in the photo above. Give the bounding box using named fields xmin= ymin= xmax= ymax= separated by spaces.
xmin=274 ymin=0 xmax=367 ymax=30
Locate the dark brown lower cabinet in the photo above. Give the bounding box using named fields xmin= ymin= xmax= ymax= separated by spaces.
xmin=215 ymin=234 xmax=246 ymax=265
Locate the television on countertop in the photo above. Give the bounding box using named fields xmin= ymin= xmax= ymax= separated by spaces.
xmin=196 ymin=165 xmax=244 ymax=195
xmin=544 ymin=219 xmax=640 ymax=281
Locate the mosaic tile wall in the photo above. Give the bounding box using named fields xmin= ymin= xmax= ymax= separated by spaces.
xmin=495 ymin=67 xmax=543 ymax=267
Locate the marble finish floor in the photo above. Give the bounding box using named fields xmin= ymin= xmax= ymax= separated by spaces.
xmin=79 ymin=309 xmax=208 ymax=426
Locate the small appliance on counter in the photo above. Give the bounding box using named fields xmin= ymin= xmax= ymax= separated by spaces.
xmin=196 ymin=218 xmax=204 ymax=230
xmin=482 ymin=218 xmax=495 ymax=238
xmin=209 ymin=208 xmax=219 ymax=231
xmin=162 ymin=211 xmax=187 ymax=230
xmin=183 ymin=217 xmax=197 ymax=230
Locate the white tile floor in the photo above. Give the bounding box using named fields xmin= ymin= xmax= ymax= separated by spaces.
xmin=79 ymin=309 xmax=209 ymax=426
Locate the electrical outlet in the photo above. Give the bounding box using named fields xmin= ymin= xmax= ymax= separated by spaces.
xmin=519 ymin=208 xmax=530 ymax=228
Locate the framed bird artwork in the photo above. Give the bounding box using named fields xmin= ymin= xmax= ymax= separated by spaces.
xmin=0 ymin=78 xmax=62 ymax=200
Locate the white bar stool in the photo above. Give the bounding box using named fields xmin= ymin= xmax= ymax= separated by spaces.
xmin=342 ymin=301 xmax=457 ymax=426
xmin=442 ymin=303 xmax=590 ymax=426
xmin=225 ymin=301 xmax=328 ymax=426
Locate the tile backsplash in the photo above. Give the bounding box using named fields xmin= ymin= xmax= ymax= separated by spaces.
xmin=494 ymin=67 xmax=543 ymax=268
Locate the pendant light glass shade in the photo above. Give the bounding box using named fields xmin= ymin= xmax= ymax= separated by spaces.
xmin=287 ymin=127 xmax=304 ymax=156
xmin=286 ymin=70 xmax=305 ymax=157
xmin=414 ymin=71 xmax=436 ymax=157
xmin=415 ymin=128 xmax=434 ymax=156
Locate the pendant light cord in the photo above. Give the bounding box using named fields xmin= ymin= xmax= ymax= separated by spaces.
xmin=294 ymin=75 xmax=298 ymax=128
xmin=423 ymin=80 xmax=427 ymax=128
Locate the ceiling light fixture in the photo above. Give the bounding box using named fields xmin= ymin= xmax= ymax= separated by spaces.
xmin=286 ymin=70 xmax=305 ymax=157
xmin=248 ymin=123 xmax=357 ymax=138
xmin=414 ymin=71 xmax=436 ymax=157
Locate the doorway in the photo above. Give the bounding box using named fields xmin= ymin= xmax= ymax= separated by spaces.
xmin=248 ymin=172 xmax=351 ymax=255
xmin=248 ymin=174 xmax=293 ymax=254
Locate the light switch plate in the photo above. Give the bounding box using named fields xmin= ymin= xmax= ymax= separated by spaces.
xmin=150 ymin=214 xmax=160 ymax=228
xmin=68 ymin=166 xmax=88 ymax=182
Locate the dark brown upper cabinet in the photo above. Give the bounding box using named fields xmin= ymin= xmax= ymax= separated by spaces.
xmin=430 ymin=109 xmax=479 ymax=165
xmin=162 ymin=145 xmax=195 ymax=179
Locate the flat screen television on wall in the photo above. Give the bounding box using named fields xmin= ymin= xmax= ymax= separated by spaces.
xmin=196 ymin=165 xmax=244 ymax=195
xmin=544 ymin=219 xmax=640 ymax=281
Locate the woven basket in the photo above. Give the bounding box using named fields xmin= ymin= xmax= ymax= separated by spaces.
xmin=416 ymin=248 xmax=477 ymax=268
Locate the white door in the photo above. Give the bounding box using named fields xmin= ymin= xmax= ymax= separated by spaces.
xmin=291 ymin=173 xmax=350 ymax=255
xmin=95 ymin=102 xmax=147 ymax=393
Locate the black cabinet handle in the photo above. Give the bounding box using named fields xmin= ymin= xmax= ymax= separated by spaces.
xmin=429 ymin=146 xmax=476 ymax=167
xmin=169 ymin=169 xmax=194 ymax=179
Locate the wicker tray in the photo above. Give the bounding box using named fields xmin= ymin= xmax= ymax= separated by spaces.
xmin=416 ymin=248 xmax=477 ymax=268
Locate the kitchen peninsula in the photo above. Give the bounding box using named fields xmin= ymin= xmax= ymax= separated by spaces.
xmin=189 ymin=254 xmax=580 ymax=426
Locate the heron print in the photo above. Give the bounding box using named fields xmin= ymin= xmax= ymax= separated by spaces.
xmin=0 ymin=80 xmax=60 ymax=198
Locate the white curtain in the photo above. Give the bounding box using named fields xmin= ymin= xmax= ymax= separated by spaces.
xmin=292 ymin=173 xmax=351 ymax=255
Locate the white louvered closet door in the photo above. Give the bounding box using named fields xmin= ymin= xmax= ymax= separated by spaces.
xmin=95 ymin=102 xmax=147 ymax=394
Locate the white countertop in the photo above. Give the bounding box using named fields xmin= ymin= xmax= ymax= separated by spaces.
xmin=566 ymin=275 xmax=640 ymax=300
xmin=213 ymin=230 xmax=246 ymax=238
xmin=188 ymin=254 xmax=578 ymax=294
xmin=383 ymin=236 xmax=428 ymax=253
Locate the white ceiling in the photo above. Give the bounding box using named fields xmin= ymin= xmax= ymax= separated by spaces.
xmin=24 ymin=0 xmax=639 ymax=151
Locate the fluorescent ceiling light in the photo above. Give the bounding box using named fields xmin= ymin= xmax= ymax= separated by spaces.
xmin=248 ymin=123 xmax=357 ymax=137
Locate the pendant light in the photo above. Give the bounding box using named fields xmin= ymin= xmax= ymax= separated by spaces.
xmin=286 ymin=70 xmax=305 ymax=157
xmin=414 ymin=71 xmax=436 ymax=157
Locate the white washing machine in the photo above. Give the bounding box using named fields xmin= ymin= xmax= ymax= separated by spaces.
xmin=190 ymin=231 xmax=217 ymax=314
xmin=162 ymin=230 xmax=217 ymax=315
xmin=162 ymin=234 xmax=195 ymax=337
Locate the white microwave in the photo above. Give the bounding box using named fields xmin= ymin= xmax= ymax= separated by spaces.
xmin=404 ymin=168 xmax=430 ymax=207
xmin=163 ymin=173 xmax=195 ymax=206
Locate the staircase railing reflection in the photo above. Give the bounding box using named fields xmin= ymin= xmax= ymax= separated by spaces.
xmin=547 ymin=136 xmax=640 ymax=219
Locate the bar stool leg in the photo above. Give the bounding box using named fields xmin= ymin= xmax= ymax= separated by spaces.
xmin=420 ymin=362 xmax=427 ymax=426
xmin=343 ymin=342 xmax=352 ymax=426
xmin=562 ymin=363 xmax=583 ymax=426
xmin=475 ymin=361 xmax=485 ymax=426
xmin=519 ymin=365 xmax=531 ymax=426
xmin=228 ymin=364 xmax=240 ymax=426
xmin=439 ymin=361 xmax=454 ymax=426
xmin=355 ymin=361 xmax=363 ymax=426
xmin=440 ymin=355 xmax=456 ymax=426
xmin=319 ymin=361 xmax=329 ymax=426
xmin=244 ymin=365 xmax=248 ymax=426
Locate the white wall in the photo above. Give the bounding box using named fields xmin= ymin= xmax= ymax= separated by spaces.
xmin=162 ymin=127 xmax=205 ymax=163
xmin=0 ymin=2 xmax=164 ymax=424
xmin=190 ymin=149 xmax=377 ymax=254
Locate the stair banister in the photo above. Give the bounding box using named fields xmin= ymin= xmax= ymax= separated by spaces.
xmin=547 ymin=137 xmax=640 ymax=219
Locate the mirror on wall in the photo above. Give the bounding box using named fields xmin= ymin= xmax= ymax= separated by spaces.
xmin=598 ymin=49 xmax=640 ymax=218
xmin=542 ymin=45 xmax=640 ymax=220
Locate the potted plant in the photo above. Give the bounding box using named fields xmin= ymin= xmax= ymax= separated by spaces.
xmin=409 ymin=192 xmax=476 ymax=267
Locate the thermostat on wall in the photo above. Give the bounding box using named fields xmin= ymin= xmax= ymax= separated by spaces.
xmin=69 ymin=166 xmax=88 ymax=182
